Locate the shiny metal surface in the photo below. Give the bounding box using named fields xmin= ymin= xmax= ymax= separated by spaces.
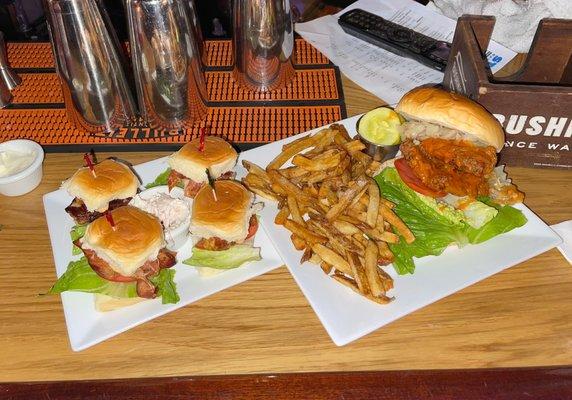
xmin=126 ymin=0 xmax=208 ymax=131
xmin=0 ymin=31 xmax=21 ymax=91
xmin=0 ymin=73 xmax=12 ymax=108
xmin=232 ymin=0 xmax=295 ymax=92
xmin=186 ymin=0 xmax=206 ymax=68
xmin=45 ymin=0 xmax=136 ymax=134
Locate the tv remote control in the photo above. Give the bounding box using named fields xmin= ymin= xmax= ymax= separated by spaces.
xmin=337 ymin=8 xmax=451 ymax=71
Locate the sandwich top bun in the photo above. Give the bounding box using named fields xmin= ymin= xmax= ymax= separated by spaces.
xmin=169 ymin=136 xmax=238 ymax=183
xmin=190 ymin=180 xmax=253 ymax=243
xmin=81 ymin=206 xmax=165 ymax=277
xmin=396 ymin=87 xmax=504 ymax=152
xmin=62 ymin=159 xmax=139 ymax=212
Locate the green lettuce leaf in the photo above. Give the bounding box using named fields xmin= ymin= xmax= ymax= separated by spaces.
xmin=47 ymin=257 xmax=138 ymax=298
xmin=149 ymin=268 xmax=180 ymax=304
xmin=145 ymin=168 xmax=170 ymax=188
xmin=47 ymin=257 xmax=181 ymax=304
xmin=145 ymin=168 xmax=184 ymax=189
xmin=466 ymin=201 xmax=527 ymax=244
xmin=183 ymin=245 xmax=261 ymax=269
xmin=70 ymin=224 xmax=87 ymax=255
xmin=375 ymin=167 xmax=527 ymax=275
xmin=460 ymin=200 xmax=498 ymax=229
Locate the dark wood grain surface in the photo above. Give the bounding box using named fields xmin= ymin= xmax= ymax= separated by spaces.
xmin=2 ymin=367 xmax=572 ymax=400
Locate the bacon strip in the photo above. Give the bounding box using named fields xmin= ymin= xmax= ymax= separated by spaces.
xmin=74 ymin=240 xmax=177 ymax=299
xmin=169 ymin=169 xmax=236 ymax=198
xmin=65 ymin=197 xmax=131 ymax=225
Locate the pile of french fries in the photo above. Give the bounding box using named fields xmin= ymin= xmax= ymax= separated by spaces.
xmin=242 ymin=124 xmax=415 ymax=304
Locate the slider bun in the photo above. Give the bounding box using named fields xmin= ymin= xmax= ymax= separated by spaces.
xmin=169 ymin=136 xmax=238 ymax=183
xmin=190 ymin=180 xmax=253 ymax=243
xmin=62 ymin=159 xmax=139 ymax=212
xmin=396 ymin=87 xmax=504 ymax=152
xmin=81 ymin=206 xmax=165 ymax=277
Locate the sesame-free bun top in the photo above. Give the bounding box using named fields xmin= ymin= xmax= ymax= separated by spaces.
xmin=62 ymin=159 xmax=139 ymax=212
xmin=396 ymin=87 xmax=504 ymax=152
xmin=190 ymin=180 xmax=253 ymax=243
xmin=81 ymin=206 xmax=165 ymax=277
xmin=169 ymin=136 xmax=238 ymax=183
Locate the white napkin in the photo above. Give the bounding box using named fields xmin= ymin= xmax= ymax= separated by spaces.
xmin=427 ymin=0 xmax=572 ymax=53
xmin=551 ymin=220 xmax=572 ymax=264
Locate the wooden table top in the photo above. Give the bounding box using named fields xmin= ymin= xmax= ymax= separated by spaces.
xmin=0 ymin=76 xmax=571 ymax=384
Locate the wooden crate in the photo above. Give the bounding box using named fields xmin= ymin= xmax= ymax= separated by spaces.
xmin=442 ymin=15 xmax=572 ymax=169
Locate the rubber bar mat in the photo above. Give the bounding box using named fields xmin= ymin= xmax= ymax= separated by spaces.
xmin=11 ymin=69 xmax=341 ymax=104
xmin=1 ymin=39 xmax=345 ymax=151
xmin=0 ymin=106 xmax=343 ymax=152
xmin=8 ymin=39 xmax=330 ymax=70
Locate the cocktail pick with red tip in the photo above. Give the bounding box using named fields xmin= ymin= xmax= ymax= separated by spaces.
xmin=205 ymin=168 xmax=217 ymax=201
xmin=105 ymin=211 xmax=117 ymax=231
xmin=83 ymin=153 xmax=97 ymax=178
xmin=198 ymin=127 xmax=206 ymax=152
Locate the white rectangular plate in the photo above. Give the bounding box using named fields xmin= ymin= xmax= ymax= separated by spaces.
xmin=44 ymin=157 xmax=283 ymax=351
xmin=238 ymin=115 xmax=563 ymax=346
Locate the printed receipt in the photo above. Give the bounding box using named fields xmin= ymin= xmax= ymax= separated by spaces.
xmin=295 ymin=0 xmax=516 ymax=106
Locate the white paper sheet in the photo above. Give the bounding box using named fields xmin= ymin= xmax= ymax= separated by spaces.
xmin=295 ymin=0 xmax=517 ymax=106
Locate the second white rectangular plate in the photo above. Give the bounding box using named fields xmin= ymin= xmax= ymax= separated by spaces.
xmin=238 ymin=115 xmax=563 ymax=346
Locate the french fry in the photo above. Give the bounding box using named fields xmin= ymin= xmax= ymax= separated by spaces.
xmin=291 ymin=234 xmax=306 ymax=251
xmin=326 ymin=178 xmax=368 ymax=221
xmin=382 ymin=206 xmax=415 ymax=244
xmin=309 ymin=252 xmax=322 ymax=265
xmin=320 ymin=262 xmax=333 ymax=275
xmin=377 ymin=265 xmax=394 ymax=292
xmin=332 ymin=274 xmax=392 ymax=305
xmin=343 ymin=140 xmax=366 ymax=154
xmin=268 ymin=170 xmax=314 ymax=204
xmin=269 ymin=135 xmax=316 ymax=170
xmin=242 ymin=160 xmax=271 ymax=183
xmin=364 ymin=241 xmax=385 ymax=298
xmin=284 ymin=219 xmax=327 ymax=244
xmin=292 ymin=151 xmax=341 ymax=171
xmin=347 ymin=251 xmax=370 ymax=293
xmin=333 ymin=220 xmax=361 ymax=235
xmin=311 ymin=244 xmax=352 ymax=276
xmin=274 ymin=205 xmax=290 ymax=225
xmin=245 ymin=184 xmax=280 ymax=202
xmin=287 ymin=196 xmax=304 ymax=225
xmin=377 ymin=241 xmax=395 ymax=265
xmin=366 ymin=180 xmax=380 ymax=228
xmin=300 ymin=247 xmax=313 ymax=264
xmin=359 ymin=224 xmax=400 ymax=243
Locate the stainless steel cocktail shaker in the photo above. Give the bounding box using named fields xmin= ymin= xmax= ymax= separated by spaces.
xmin=45 ymin=0 xmax=137 ymax=134
xmin=232 ymin=0 xmax=295 ymax=92
xmin=126 ymin=0 xmax=208 ymax=131
xmin=0 ymin=31 xmax=21 ymax=91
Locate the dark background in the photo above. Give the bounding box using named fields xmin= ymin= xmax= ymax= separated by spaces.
xmin=0 ymin=0 xmax=360 ymax=41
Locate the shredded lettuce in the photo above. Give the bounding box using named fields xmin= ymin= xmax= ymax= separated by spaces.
xmin=70 ymin=224 xmax=87 ymax=255
xmin=375 ymin=167 xmax=527 ymax=275
xmin=47 ymin=257 xmax=180 ymax=304
xmin=183 ymin=245 xmax=261 ymax=269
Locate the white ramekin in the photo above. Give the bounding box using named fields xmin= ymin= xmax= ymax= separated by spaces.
xmin=131 ymin=185 xmax=191 ymax=251
xmin=0 ymin=139 xmax=44 ymax=197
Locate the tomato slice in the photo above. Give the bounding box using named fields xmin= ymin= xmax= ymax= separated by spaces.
xmin=394 ymin=158 xmax=446 ymax=198
xmin=245 ymin=215 xmax=259 ymax=240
